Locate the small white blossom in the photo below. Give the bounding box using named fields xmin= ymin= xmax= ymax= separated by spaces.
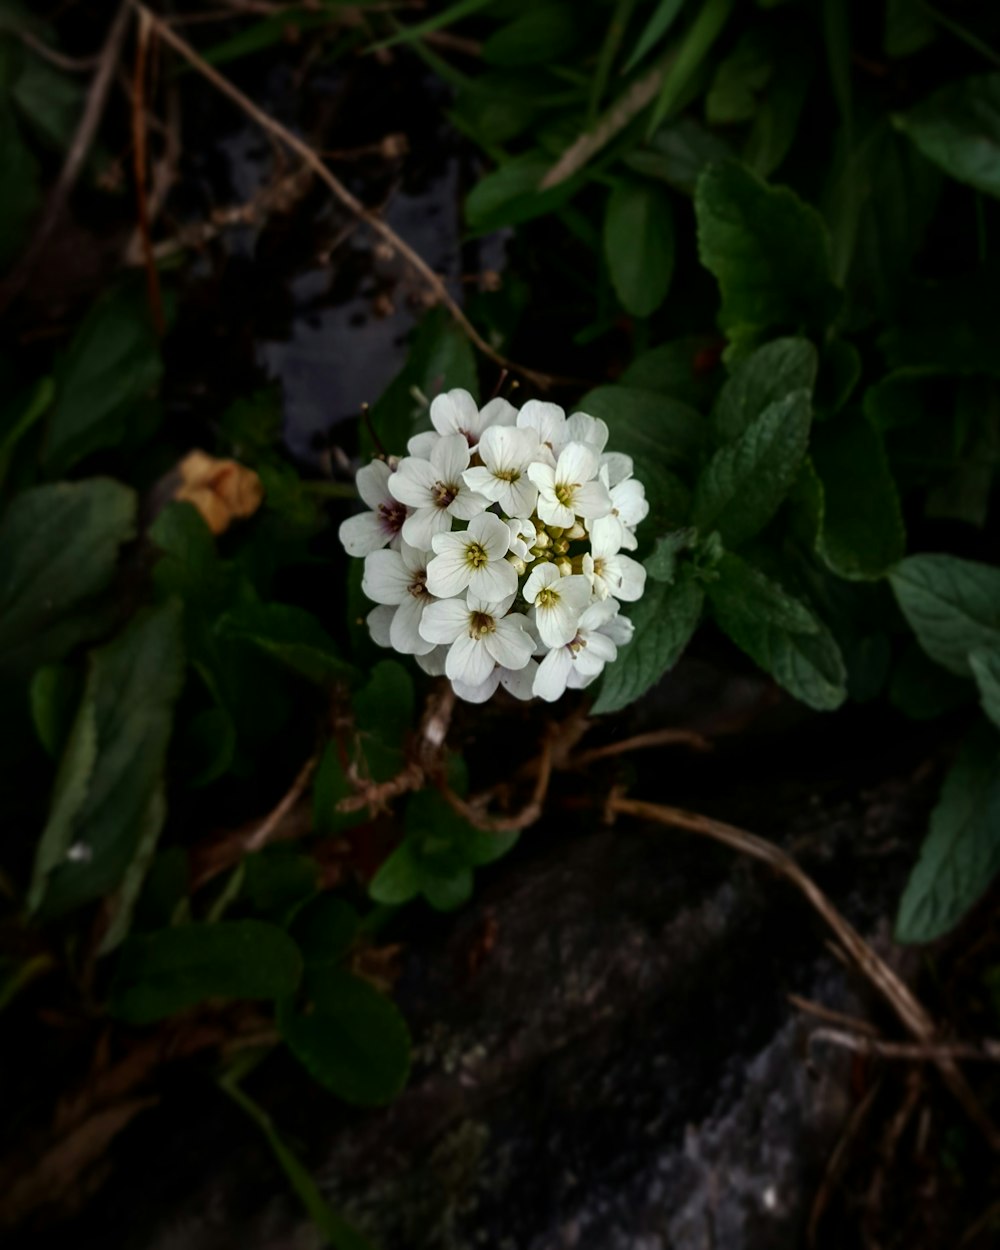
xmin=425 ymin=511 xmax=517 ymax=602
xmin=462 ymin=425 xmax=541 ymax=519
xmin=563 ymin=411 xmax=609 ymax=454
xmin=522 ymin=564 xmax=592 ymax=648
xmin=361 ymin=542 xmax=435 ymax=656
xmin=588 ymin=463 xmax=649 ymax=553
xmin=506 ymin=517 xmax=537 ymax=560
xmin=419 ymin=595 xmax=533 ymax=688
xmin=528 ymin=442 xmax=612 ymax=529
xmin=533 ymin=600 xmax=629 ymax=702
xmin=582 ymin=528 xmax=647 ymax=602
xmin=338 ymin=460 xmax=408 ymax=556
xmin=516 ymin=400 xmax=566 ymax=465
xmin=452 ymin=659 xmax=539 ymax=703
xmin=388 ymin=434 xmax=489 ymax=550
xmin=430 ymin=389 xmax=516 ymax=447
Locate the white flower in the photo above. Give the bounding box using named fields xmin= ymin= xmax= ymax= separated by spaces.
xmin=361 ymin=542 xmax=435 ymax=656
xmin=582 ymin=528 xmax=647 ymax=602
xmin=452 ymin=659 xmax=538 ymax=703
xmin=429 ymin=389 xmax=516 ymax=448
xmin=462 ymin=425 xmax=540 ymax=519
xmin=406 ymin=430 xmax=438 ymax=458
xmin=516 ymin=399 xmax=566 ymax=465
xmin=533 ymin=600 xmax=627 ymax=702
xmin=425 ymin=511 xmax=517 ymax=602
xmin=588 ymin=463 xmax=649 ymax=553
xmin=528 ymin=442 xmax=612 ymax=529
xmin=522 ymin=563 xmax=592 ymax=648
xmin=338 ymin=460 xmax=408 ymax=556
xmin=388 ymin=434 xmax=489 ymax=550
xmin=419 ymin=595 xmax=533 ymax=688
xmin=506 ymin=517 xmax=537 ymax=560
xmin=562 ymin=411 xmax=608 ymax=455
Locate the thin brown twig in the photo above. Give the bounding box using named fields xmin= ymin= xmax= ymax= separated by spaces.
xmin=807 ymin=1078 xmax=883 ymax=1249
xmin=131 ymin=7 xmax=165 ymax=335
xmin=607 ymin=795 xmax=1000 ymax=1151
xmin=864 ymin=1070 xmax=923 ymax=1249
xmin=0 ymin=1 xmax=132 ymax=313
xmin=17 ymin=29 xmax=102 ymax=72
xmin=440 ymin=727 xmax=554 ymax=834
xmin=809 ymin=1028 xmax=1000 ymax=1064
xmin=136 ymin=4 xmax=583 ymax=392
xmin=244 ymin=752 xmax=319 ymax=853
xmin=788 ymin=992 xmax=881 ymax=1037
xmin=569 ymin=727 xmax=712 ymax=769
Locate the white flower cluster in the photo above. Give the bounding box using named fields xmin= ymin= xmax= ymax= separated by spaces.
xmin=339 ymin=389 xmax=649 ymax=703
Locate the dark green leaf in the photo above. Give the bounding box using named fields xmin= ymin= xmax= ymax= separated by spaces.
xmin=0 ymin=478 xmax=136 ymax=681
xmin=290 ymin=896 xmax=359 ymax=972
xmin=217 ymin=603 xmax=355 ymax=687
xmin=742 ymin=36 xmax=812 ymax=178
xmin=465 ymin=150 xmax=584 ymax=233
xmin=592 ymin=572 xmax=704 ymax=713
xmin=620 ymin=336 xmax=722 ymax=409
xmin=150 ymin=502 xmax=235 ymax=613
xmin=11 ymin=49 xmax=84 ymax=149
xmin=709 ymin=564 xmax=847 ymax=710
xmin=279 ymin=970 xmax=410 ymax=1106
xmin=889 ymin=554 xmax=1000 ymax=676
xmin=30 ymin=602 xmax=185 ymax=916
xmin=579 ymin=385 xmax=705 ymax=469
xmin=692 ymin=390 xmax=812 ymax=546
xmin=622 ymin=0 xmax=687 ymax=73
xmin=896 ymin=726 xmax=1000 ymax=943
xmin=313 ymin=740 xmax=366 ymax=836
xmin=482 ymin=5 xmax=578 ymax=66
xmin=604 ymin=179 xmax=675 ymax=317
xmin=706 ymin=28 xmax=773 ymax=124
xmin=885 ymin=0 xmax=935 ymax=57
xmin=111 ymin=920 xmax=303 ymax=1025
xmin=29 ymin=663 xmax=81 ymax=758
xmin=811 ymin=411 xmax=905 ymax=580
xmin=244 ymin=849 xmax=319 ymax=918
xmin=897 ymin=73 xmax=1000 ymax=199
xmin=644 ymin=528 xmax=698 ymax=582
xmin=970 ymin=647 xmax=1000 ymax=729
xmin=695 ymin=161 xmax=841 ymax=358
xmin=624 ymin=117 xmax=733 ymax=194
xmin=710 ymin=336 xmax=817 ymax=443
xmin=375 ymin=0 xmax=496 ymax=49
xmin=176 ymin=706 xmax=237 ymax=789
xmin=647 ymin=0 xmax=735 ymax=137
xmin=0 ymin=375 xmax=54 ymax=488
xmin=43 ymin=286 xmax=163 ymax=476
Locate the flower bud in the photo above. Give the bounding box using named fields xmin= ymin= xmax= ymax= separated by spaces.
xmin=556 ymin=557 xmax=573 ymax=577
xmin=507 ymin=555 xmax=526 ymax=575
xmin=533 ymin=530 xmax=552 ymax=549
xmin=565 ymin=522 xmax=587 ymax=541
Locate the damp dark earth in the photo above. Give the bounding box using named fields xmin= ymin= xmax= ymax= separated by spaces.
xmin=1 ymin=4 xmax=1000 ymax=1250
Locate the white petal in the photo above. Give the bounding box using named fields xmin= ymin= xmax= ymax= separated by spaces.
xmin=613 ymin=478 xmax=649 ymax=525
xmin=419 ymin=597 xmax=470 ymax=644
xmin=448 ymin=484 xmax=491 ymax=521
xmin=499 ymin=660 xmax=537 ymax=700
xmin=415 ymin=644 xmax=448 ymax=676
xmin=402 ymin=505 xmax=451 ymax=551
xmin=366 ymin=604 xmax=394 ymax=648
xmin=533 ymin=647 xmax=574 ymax=702
xmin=431 ymin=432 xmax=470 ymax=481
xmin=469 ymin=510 xmax=512 ymax=558
xmin=565 ymin=412 xmax=609 ymax=452
xmin=573 ymin=480 xmax=613 ymax=519
xmin=606 ymin=555 xmax=646 ymax=602
xmin=536 ymin=596 xmax=583 ymax=649
xmin=557 ymin=441 xmax=600 ymax=487
xmin=526 ymin=461 xmax=555 ymax=491
xmin=446 ymin=632 xmax=494 ymax=686
xmin=517 ymin=399 xmax=566 ymax=448
xmin=388 ymin=458 xmax=436 ymax=507
xmin=580 ymin=631 xmax=617 ymax=669
xmin=476 ymin=396 xmax=518 ymax=432
xmin=485 ymin=616 xmax=533 ymax=670
xmin=523 ymin=562 xmax=560 ymax=603
xmin=361 ymin=549 xmax=409 ymax=605
xmin=406 ymin=430 xmax=438 ymax=458
xmin=425 ymin=548 xmax=472 ymax=599
xmin=390 ymin=593 xmax=434 ymax=655
xmin=601 ymin=452 xmax=634 ymax=486
xmin=500 ymin=476 xmax=538 ymax=519
xmin=469 ymin=557 xmax=517 ymax=603
xmin=579 ymin=599 xmax=620 ymax=631
xmin=430 ymin=389 xmax=479 ymax=438
xmin=536 ymin=494 xmax=575 ymax=528
xmin=461 ymin=465 xmax=501 ymax=499
xmin=339 ymin=511 xmax=389 ymax=557
xmin=400 ymin=540 xmax=428 ymax=575
xmin=602 ymin=612 xmax=635 ymax=646
xmin=589 ymin=513 xmax=624 ymax=554
xmin=452 ymin=670 xmax=501 ymax=703
xmin=355 ymin=460 xmax=391 ymax=509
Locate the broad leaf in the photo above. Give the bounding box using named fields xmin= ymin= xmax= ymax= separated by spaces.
xmin=624 ymin=117 xmax=733 ymax=194
xmin=0 ymin=478 xmax=136 ymax=681
xmin=279 ymin=970 xmax=411 ymax=1106
xmin=30 ymin=602 xmax=185 ymax=916
xmin=896 ymin=726 xmax=1000 ymax=943
xmin=695 ymin=161 xmax=841 ymax=357
xmin=620 ymin=336 xmax=722 ymax=410
xmin=217 ymin=602 xmax=355 ymax=687
xmin=578 ymin=385 xmax=704 ymax=469
xmin=710 ymin=336 xmax=817 ymax=443
xmin=691 ymin=390 xmax=812 ymax=546
xmin=603 ymin=179 xmax=675 ymax=317
xmin=889 ymin=554 xmax=1000 ymax=677
xmin=897 ymin=73 xmax=1000 ymax=199
xmin=482 ymin=5 xmax=578 ymax=66
xmin=811 ymin=411 xmax=905 ymax=580
xmin=708 ymin=561 xmax=847 ymax=710
xmin=591 ymin=572 xmax=704 ymax=714
xmin=970 ymin=646 xmax=1000 ymax=729
xmin=111 ymin=920 xmax=302 ymax=1025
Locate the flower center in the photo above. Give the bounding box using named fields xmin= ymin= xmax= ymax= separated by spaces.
xmin=469 ymin=611 xmax=496 ymax=638
xmin=459 ymin=427 xmax=476 ymax=448
xmin=536 ymin=587 xmax=559 ymax=609
xmin=464 ymin=541 xmax=489 ymax=569
xmin=378 ymin=501 xmax=406 ymax=534
xmin=494 ymin=467 xmax=520 ymax=483
xmin=554 ymin=483 xmax=575 ymax=507
xmin=568 ymin=635 xmax=586 ymax=655
xmin=592 ymin=557 xmax=606 ymax=578
xmin=432 ymin=480 xmax=458 ymax=509
xmin=408 ymin=571 xmax=429 ymax=599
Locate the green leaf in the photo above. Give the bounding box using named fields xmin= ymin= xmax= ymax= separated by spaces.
xmin=217 ymin=603 xmax=355 ymax=687
xmin=695 ymin=161 xmax=841 ymax=358
xmin=884 ymin=0 xmax=935 ymax=58
xmin=482 ymin=4 xmax=578 ymax=66
xmin=620 ymin=336 xmax=722 ymax=409
xmin=0 ymin=97 xmax=40 ymax=270
xmin=710 ymin=336 xmax=817 ymax=443
xmin=691 ymin=390 xmax=812 ymax=546
xmin=706 ymin=28 xmax=773 ymax=124
xmin=897 ymin=73 xmax=1000 ymax=199
xmin=708 ymin=562 xmax=847 ymax=710
xmin=889 ymin=643 xmax=973 ymax=720
xmin=375 ymin=0 xmax=495 ymax=49
xmin=622 ymin=0 xmax=687 ymax=73
xmin=0 ymin=375 xmax=54 ymax=488
xmin=279 ymin=970 xmax=410 ymax=1106
xmin=354 ymin=659 xmax=414 ymax=747
xmin=811 ymin=411 xmax=905 ymax=580
xmin=889 ymin=554 xmax=1000 ymax=677
xmin=624 ymin=117 xmax=733 ymax=194
xmin=313 ymin=741 xmax=366 ymax=836
xmin=29 ymin=662 xmax=81 ymax=757
xmin=644 ymin=528 xmax=698 ymax=582
xmin=591 ymin=572 xmax=704 ymax=714
xmin=647 ymin=0 xmax=735 ymax=137
xmin=290 ymin=896 xmax=359 ymax=972
xmin=896 ymin=726 xmax=1000 ymax=943
xmin=43 ymin=286 xmax=163 ymax=476
xmin=0 ymin=478 xmax=136 ymax=682
xmin=970 ymin=647 xmax=1000 ymax=729
xmin=465 ymin=150 xmax=584 ymax=233
xmin=150 ymin=501 xmax=234 ymax=614
xmin=220 ymin=1078 xmax=378 ymax=1250
xmin=30 ymin=602 xmax=185 ymax=916
xmin=11 ymin=48 xmax=84 ymax=150
xmin=603 ymin=179 xmax=675 ymax=317
xmin=244 ymin=849 xmax=319 ymax=918
xmin=578 ymin=385 xmax=704 ymax=469
xmin=111 ymin=920 xmax=303 ymax=1025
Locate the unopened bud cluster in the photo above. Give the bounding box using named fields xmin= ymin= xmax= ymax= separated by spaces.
xmin=339 ymin=390 xmax=648 ymax=702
